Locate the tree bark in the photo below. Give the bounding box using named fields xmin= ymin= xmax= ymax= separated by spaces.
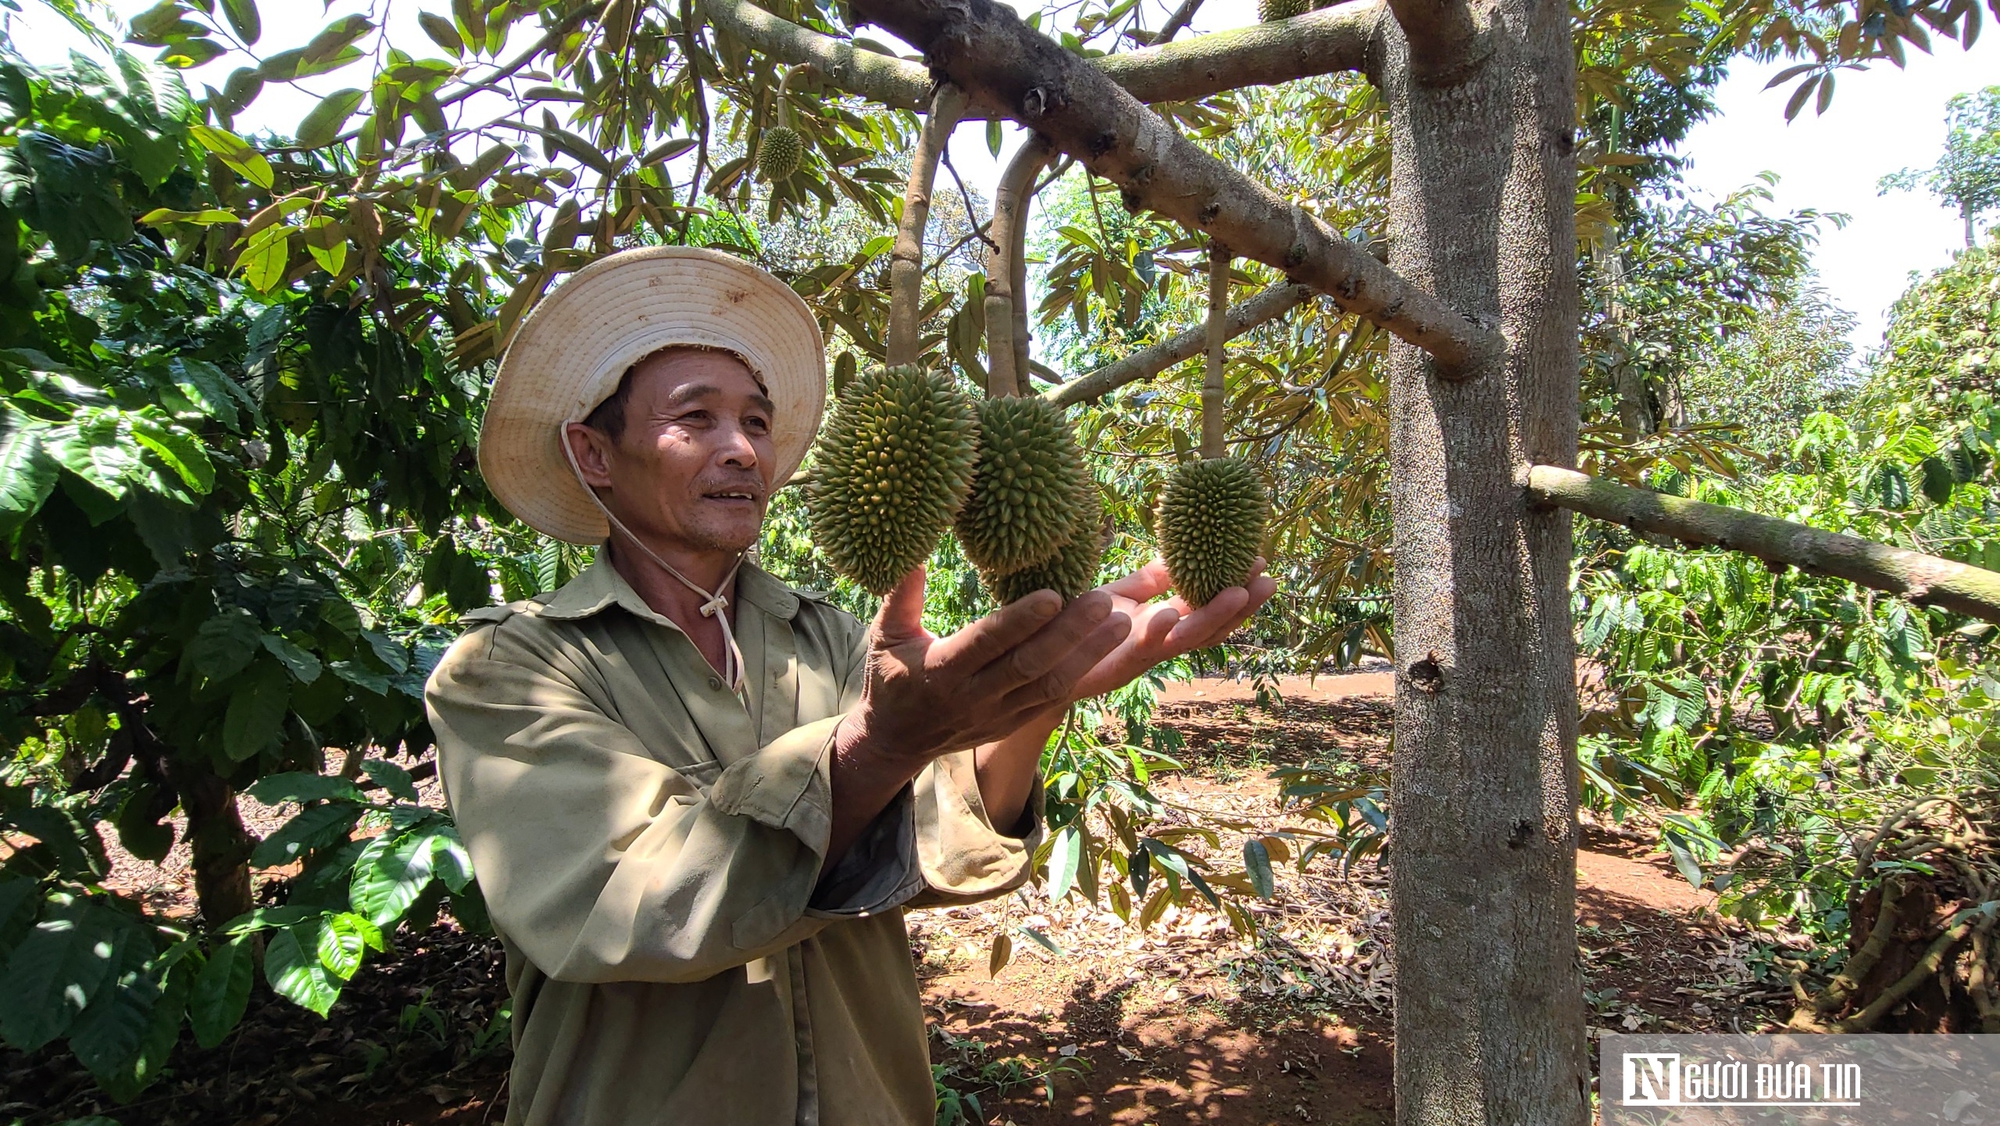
xmin=1381 ymin=0 xmax=1586 ymax=1120
xmin=706 ymin=0 xmax=1384 ymax=113
xmin=986 ymin=137 xmax=1053 ymax=397
xmin=166 ymin=755 xmax=257 ymax=928
xmin=847 ymin=0 xmax=1500 ymax=373
xmin=1526 ymin=464 xmax=2000 ymax=624
xmin=888 ymin=84 xmax=967 ymax=367
xmin=1202 ymin=241 xmax=1231 ymax=457
xmin=1045 ymin=281 xmax=1313 ymax=407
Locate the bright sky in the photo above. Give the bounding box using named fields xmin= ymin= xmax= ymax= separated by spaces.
xmin=7 ymin=0 xmax=1995 ymax=359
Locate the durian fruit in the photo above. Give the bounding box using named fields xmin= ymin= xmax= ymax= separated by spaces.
xmin=1157 ymin=457 xmax=1269 ymax=608
xmin=983 ymin=485 xmax=1108 ymax=605
xmin=1258 ymin=0 xmax=1309 ymax=21
xmin=808 ymin=366 xmax=979 ymax=595
xmin=955 ymin=396 xmax=1093 ymax=577
xmin=757 ymin=126 xmax=803 ymax=182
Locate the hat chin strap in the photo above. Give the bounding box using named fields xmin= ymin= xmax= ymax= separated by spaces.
xmin=561 ymin=424 xmax=748 ymax=697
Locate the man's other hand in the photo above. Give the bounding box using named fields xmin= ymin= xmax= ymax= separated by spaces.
xmin=1060 ymin=558 xmax=1276 ymax=704
xmin=834 ymin=567 xmax=1133 ymax=767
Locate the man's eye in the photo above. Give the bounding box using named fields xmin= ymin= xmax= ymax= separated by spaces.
xmin=746 ymin=416 xmax=771 ymax=433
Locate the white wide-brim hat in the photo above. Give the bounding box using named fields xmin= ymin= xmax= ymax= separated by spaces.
xmin=478 ymin=246 xmax=826 ymax=544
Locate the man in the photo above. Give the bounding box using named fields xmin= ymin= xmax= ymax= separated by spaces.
xmin=426 ymin=247 xmax=1276 ymax=1125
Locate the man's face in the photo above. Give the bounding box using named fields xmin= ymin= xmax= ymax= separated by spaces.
xmin=575 ymin=349 xmax=776 ymax=557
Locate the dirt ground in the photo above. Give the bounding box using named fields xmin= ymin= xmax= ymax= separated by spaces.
xmin=5 ymin=672 xmax=1788 ymax=1126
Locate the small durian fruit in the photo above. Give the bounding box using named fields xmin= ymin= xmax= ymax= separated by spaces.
xmin=1157 ymin=457 xmax=1268 ymax=608
xmin=757 ymin=125 xmax=803 ymax=182
xmin=983 ymin=485 xmax=1108 ymax=605
xmin=956 ymin=396 xmax=1093 ymax=577
xmin=808 ymin=366 xmax=979 ymax=596
xmin=1259 ymin=0 xmax=1309 ymax=21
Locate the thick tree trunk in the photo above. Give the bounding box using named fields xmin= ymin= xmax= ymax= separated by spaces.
xmin=1381 ymin=0 xmax=1587 ymax=1121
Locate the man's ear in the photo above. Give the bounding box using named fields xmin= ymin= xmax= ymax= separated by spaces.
xmin=563 ymin=422 xmax=617 ymax=489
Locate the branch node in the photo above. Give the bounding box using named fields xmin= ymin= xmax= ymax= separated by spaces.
xmin=1088 ymin=130 xmax=1118 ymax=157
xmin=1198 ymin=201 xmax=1221 ymax=225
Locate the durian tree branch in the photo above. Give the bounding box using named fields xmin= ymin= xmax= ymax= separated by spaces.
xmin=704 ymin=0 xmax=1382 ymax=114
xmin=845 ymin=0 xmax=1498 ymax=375
xmin=1527 ymin=464 xmax=2000 ymax=625
xmin=985 ymin=137 xmax=1055 ymax=397
xmin=1202 ymin=242 xmax=1230 ymax=458
xmin=888 ymin=83 xmax=968 ymax=368
xmin=1045 ymin=280 xmax=1313 ymax=407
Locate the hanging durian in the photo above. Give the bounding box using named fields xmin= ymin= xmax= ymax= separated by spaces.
xmin=1259 ymin=0 xmax=1309 ymax=20
xmin=983 ymin=483 xmax=1108 ymax=604
xmin=807 ymin=365 xmax=979 ymax=595
xmin=1160 ymin=241 xmax=1270 ymax=607
xmin=758 ymin=69 xmax=804 ymax=182
xmin=1158 ymin=458 xmax=1268 ymax=608
xmin=955 ymin=395 xmax=1093 ymax=577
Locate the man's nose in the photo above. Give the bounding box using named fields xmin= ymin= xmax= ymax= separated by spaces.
xmin=716 ymin=420 xmax=761 ymax=467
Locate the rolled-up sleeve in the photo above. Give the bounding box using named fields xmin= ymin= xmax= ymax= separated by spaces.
xmin=426 ymin=626 xmax=846 ymax=985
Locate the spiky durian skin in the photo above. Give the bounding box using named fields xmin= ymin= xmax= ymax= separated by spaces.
xmin=983 ymin=486 xmax=1107 ymax=604
xmin=758 ymin=126 xmax=803 ymax=181
xmin=1258 ymin=0 xmax=1309 ymax=21
xmin=808 ymin=366 xmax=978 ymax=595
xmin=955 ymin=396 xmax=1093 ymax=577
xmin=1158 ymin=458 xmax=1268 ymax=608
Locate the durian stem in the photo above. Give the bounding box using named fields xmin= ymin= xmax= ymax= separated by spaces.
xmin=1201 ymin=240 xmax=1230 ymax=459
xmin=986 ymin=136 xmax=1054 ymax=397
xmin=775 ymin=64 xmax=798 ymax=129
xmin=888 ymin=82 xmax=969 ymax=368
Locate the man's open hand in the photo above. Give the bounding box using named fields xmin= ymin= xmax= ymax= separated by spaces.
xmin=1058 ymin=558 xmax=1277 ymax=704
xmin=834 ymin=567 xmax=1133 ymax=767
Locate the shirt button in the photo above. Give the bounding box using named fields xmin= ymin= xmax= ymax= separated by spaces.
xmin=707 ymin=676 xmax=722 ymax=691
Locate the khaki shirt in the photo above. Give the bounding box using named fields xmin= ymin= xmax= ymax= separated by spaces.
xmin=425 ymin=556 xmax=1040 ymax=1126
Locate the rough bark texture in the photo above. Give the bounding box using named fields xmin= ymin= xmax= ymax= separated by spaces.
xmin=1381 ymin=0 xmax=1586 ymax=1119
xmin=847 ymin=0 xmax=1499 ymax=372
xmin=887 ymin=84 xmax=967 ymax=367
xmin=705 ymin=0 xmax=1383 ymax=113
xmin=985 ymin=137 xmax=1053 ymax=397
xmin=1527 ymin=464 xmax=2000 ymax=624
xmin=167 ymin=756 xmax=256 ymax=928
xmin=1044 ymin=281 xmax=1312 ymax=407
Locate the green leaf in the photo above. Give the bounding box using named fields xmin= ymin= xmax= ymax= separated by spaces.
xmin=349 ymin=829 xmax=436 ymax=926
xmin=67 ymin=920 xmax=160 ymax=1082
xmin=237 ymin=223 xmax=289 ymax=294
xmin=260 ymin=633 xmax=322 ymax=683
xmin=189 ymin=124 xmax=274 ymax=189
xmin=361 ymin=629 xmax=410 ymax=673
xmin=1920 ymin=456 xmax=1955 ymax=504
xmin=263 ymin=923 xmax=340 ymax=1016
xmin=0 ymin=405 xmax=58 ymax=531
xmin=315 ymin=912 xmax=382 ymax=980
xmin=221 ymin=0 xmax=260 ymax=43
xmin=222 ymin=659 xmax=290 ymax=760
xmin=418 ymin=11 xmax=463 ymax=54
xmin=0 ymin=898 xmax=118 ymax=1052
xmin=1243 ymin=838 xmax=1275 ymax=900
xmin=1045 ymin=825 xmax=1080 ymax=904
xmin=43 ymin=408 xmax=139 ymax=500
xmin=130 ymin=412 xmax=215 ymax=492
xmin=169 ymin=358 xmax=254 ymax=431
xmin=249 ymin=801 xmax=362 ymax=868
xmin=0 ymin=877 xmax=38 ymax=957
xmin=186 ymin=607 xmax=262 ymax=681
xmin=2 ymin=806 xmax=106 ymax=881
xmin=296 ymin=88 xmax=364 ymax=149
xmin=428 ymin=825 xmax=474 ymax=893
xmin=987 ymin=118 xmax=1003 ymax=157
xmin=359 ymin=758 xmax=419 ymax=803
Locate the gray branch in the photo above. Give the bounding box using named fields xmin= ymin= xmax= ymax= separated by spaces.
xmin=848 ymin=0 xmax=1496 ymax=372
xmin=1527 ymin=465 xmax=2000 ymax=625
xmin=704 ymin=0 xmax=1383 ymax=114
xmin=1046 ymin=281 xmax=1313 ymax=408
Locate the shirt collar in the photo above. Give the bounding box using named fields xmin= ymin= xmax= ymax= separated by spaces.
xmin=532 ymin=551 xmax=800 ymax=626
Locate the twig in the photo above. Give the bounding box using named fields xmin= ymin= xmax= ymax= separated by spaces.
xmin=1834 ymin=902 xmax=2000 ymax=1032
xmin=1047 ymin=281 xmax=1312 ymax=407
xmin=1202 ymin=240 xmax=1230 ymax=458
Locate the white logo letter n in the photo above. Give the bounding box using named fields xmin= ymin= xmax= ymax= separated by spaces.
xmin=1623 ymin=1053 xmax=1681 ymax=1106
